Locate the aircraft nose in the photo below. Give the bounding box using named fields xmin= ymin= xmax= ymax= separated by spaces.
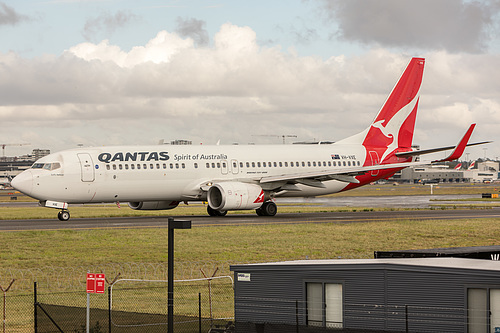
xmin=11 ymin=170 xmax=33 ymax=196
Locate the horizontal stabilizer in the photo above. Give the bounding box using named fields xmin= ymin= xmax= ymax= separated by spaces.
xmin=395 ymin=124 xmax=491 ymax=161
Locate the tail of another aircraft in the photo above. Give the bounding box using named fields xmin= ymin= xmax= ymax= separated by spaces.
xmin=337 ymin=57 xmax=425 ymax=163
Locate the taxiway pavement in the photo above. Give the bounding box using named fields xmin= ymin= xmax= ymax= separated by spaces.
xmin=0 ymin=209 xmax=499 ymax=231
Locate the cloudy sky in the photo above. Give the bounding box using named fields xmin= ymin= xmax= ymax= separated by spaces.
xmin=1 ymin=0 xmax=500 ymax=160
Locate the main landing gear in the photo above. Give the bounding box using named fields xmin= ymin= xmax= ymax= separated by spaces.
xmin=206 ymin=201 xmax=277 ymax=217
xmin=57 ymin=210 xmax=70 ymax=221
xmin=207 ymin=206 xmax=228 ymax=217
xmin=256 ymin=201 xmax=277 ymax=217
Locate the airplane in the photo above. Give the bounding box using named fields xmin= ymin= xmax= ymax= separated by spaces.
xmin=11 ymin=57 xmax=490 ymax=221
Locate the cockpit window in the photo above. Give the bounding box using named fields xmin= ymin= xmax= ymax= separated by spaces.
xmin=32 ymin=162 xmax=61 ymax=171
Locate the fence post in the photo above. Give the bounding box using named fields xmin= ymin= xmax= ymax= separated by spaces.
xmin=34 ymin=282 xmax=37 ymax=333
xmin=405 ymin=304 xmax=408 ymax=333
xmin=296 ymin=300 xmax=299 ymax=333
xmin=199 ymin=293 xmax=202 ymax=333
xmin=108 ymin=286 xmax=112 ymax=333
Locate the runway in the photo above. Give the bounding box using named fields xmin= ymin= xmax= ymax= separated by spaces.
xmin=1 ymin=208 xmax=500 ymax=231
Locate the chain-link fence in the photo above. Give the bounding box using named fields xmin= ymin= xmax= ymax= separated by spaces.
xmin=234 ymin=296 xmax=473 ymax=333
xmin=33 ymin=276 xmax=234 ymax=333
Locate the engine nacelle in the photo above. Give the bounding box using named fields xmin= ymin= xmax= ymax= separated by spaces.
xmin=208 ymin=182 xmax=264 ymax=211
xmin=128 ymin=201 xmax=179 ymax=210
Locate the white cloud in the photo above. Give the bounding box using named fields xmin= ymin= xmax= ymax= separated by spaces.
xmin=0 ymin=23 xmax=499 ymax=160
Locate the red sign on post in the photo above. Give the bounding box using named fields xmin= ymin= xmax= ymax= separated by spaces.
xmin=86 ymin=273 xmax=105 ymax=294
xmin=96 ymin=274 xmax=105 ymax=294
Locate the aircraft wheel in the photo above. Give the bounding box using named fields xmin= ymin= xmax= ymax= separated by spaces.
xmin=58 ymin=210 xmax=70 ymax=221
xmin=207 ymin=206 xmax=227 ymax=217
xmin=258 ymin=202 xmax=277 ymax=216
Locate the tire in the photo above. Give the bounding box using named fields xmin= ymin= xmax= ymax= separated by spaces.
xmin=58 ymin=210 xmax=70 ymax=221
xmin=207 ymin=206 xmax=227 ymax=217
xmin=257 ymin=202 xmax=277 ymax=216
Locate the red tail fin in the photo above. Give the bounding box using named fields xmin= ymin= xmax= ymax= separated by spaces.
xmin=362 ymin=58 xmax=425 ymax=161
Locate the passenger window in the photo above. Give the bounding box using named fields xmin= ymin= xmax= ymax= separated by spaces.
xmin=125 ymin=164 xmax=129 ymax=170
xmin=263 ymin=162 xmax=266 ymax=167
xmin=182 ymin=163 xmax=185 ymax=169
xmin=240 ymin=162 xmax=243 ymax=168
xmin=175 ymin=163 xmax=179 ymax=169
xmin=302 ymin=162 xmax=306 ymax=167
xmin=252 ymin=162 xmax=255 ymax=168
xmin=212 ymin=163 xmax=215 ymax=168
xmin=257 ymin=162 xmax=261 ymax=167
xmin=313 ymin=162 xmax=316 ymax=167
xmin=194 ymin=163 xmax=198 ymax=169
xmin=137 ymin=164 xmax=141 ymax=170
xmin=284 ymin=162 xmax=288 ymax=167
xmin=343 ymin=161 xmax=346 ymax=166
xmin=217 ymin=163 xmax=221 ymax=168
xmin=170 ymin=164 xmax=174 ymax=169
xmin=156 ymin=164 xmax=160 ymax=169
xmin=246 ymin=162 xmax=250 ymax=168
xmin=106 ymin=165 xmax=110 ymax=170
xmin=233 ymin=162 xmax=237 ymax=168
xmin=290 ymin=162 xmax=294 ymax=167
xmin=206 ymin=163 xmax=210 ymax=168
xmin=273 ymin=162 xmax=277 ymax=167
xmin=143 ymin=164 xmax=147 ymax=169
xmin=163 ymin=164 xmax=166 ymax=169
xmin=308 ymin=162 xmax=311 ymax=167
xmin=131 ymin=164 xmax=135 ymax=170
xmin=149 ymin=164 xmax=153 ymax=169
xmin=279 ymin=162 xmax=283 ymax=167
xmin=119 ymin=164 xmax=123 ymax=170
xmin=113 ymin=165 xmax=117 ymax=170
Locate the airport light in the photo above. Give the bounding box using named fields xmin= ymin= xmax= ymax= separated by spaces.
xmin=168 ymin=217 xmax=192 ymax=333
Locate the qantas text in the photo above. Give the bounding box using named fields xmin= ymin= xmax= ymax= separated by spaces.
xmin=98 ymin=152 xmax=170 ymax=163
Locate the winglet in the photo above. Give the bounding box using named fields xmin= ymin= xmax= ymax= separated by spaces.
xmin=434 ymin=124 xmax=476 ymax=162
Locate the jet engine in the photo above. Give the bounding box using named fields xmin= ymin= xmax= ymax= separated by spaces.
xmin=208 ymin=182 xmax=264 ymax=211
xmin=128 ymin=201 xmax=179 ymax=210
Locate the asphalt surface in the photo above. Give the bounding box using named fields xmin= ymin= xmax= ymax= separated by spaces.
xmin=1 ymin=208 xmax=500 ymax=231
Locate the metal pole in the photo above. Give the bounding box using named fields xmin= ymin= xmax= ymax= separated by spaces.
xmin=108 ymin=286 xmax=112 ymax=333
xmin=87 ymin=293 xmax=90 ymax=333
xmin=199 ymin=293 xmax=202 ymax=333
xmin=405 ymin=304 xmax=408 ymax=333
xmin=34 ymin=282 xmax=37 ymax=333
xmin=168 ymin=217 xmax=174 ymax=333
xmin=296 ymin=300 xmax=299 ymax=333
xmin=3 ymin=291 xmax=5 ymax=333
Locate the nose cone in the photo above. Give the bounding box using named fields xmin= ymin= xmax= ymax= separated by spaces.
xmin=11 ymin=170 xmax=33 ymax=196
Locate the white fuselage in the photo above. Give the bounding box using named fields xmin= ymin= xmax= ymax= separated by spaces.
xmin=13 ymin=143 xmax=370 ymax=204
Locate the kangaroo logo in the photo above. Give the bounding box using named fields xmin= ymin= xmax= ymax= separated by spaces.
xmin=369 ymin=95 xmax=419 ymax=163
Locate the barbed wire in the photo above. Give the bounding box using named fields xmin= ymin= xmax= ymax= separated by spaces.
xmin=0 ymin=255 xmax=371 ymax=292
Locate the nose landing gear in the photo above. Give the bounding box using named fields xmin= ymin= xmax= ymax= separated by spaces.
xmin=57 ymin=210 xmax=70 ymax=221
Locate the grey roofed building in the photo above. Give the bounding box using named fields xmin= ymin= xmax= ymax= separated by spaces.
xmin=231 ymin=257 xmax=500 ymax=332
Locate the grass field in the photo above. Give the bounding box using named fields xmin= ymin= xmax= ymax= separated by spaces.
xmin=1 ymin=183 xmax=500 ymax=270
xmin=2 ymin=184 xmax=500 ymax=331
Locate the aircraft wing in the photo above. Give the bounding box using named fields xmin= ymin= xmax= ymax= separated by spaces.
xmin=257 ymin=161 xmax=427 ymax=189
